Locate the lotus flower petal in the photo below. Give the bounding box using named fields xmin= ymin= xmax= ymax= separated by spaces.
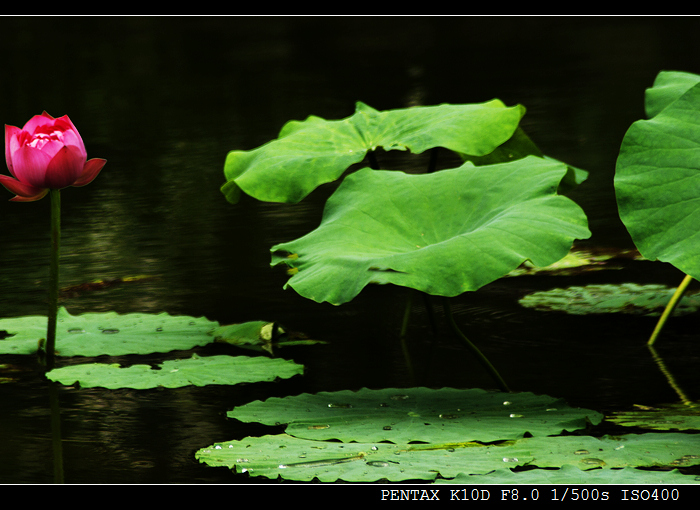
xmin=1 ymin=112 xmax=105 ymax=201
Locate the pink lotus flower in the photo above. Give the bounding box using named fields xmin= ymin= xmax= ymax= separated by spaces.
xmin=0 ymin=111 xmax=106 ymax=202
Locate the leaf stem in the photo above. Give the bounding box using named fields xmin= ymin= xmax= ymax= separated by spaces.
xmin=647 ymin=273 xmax=693 ymax=346
xmin=442 ymin=297 xmax=510 ymax=392
xmin=45 ymin=188 xmax=61 ymax=371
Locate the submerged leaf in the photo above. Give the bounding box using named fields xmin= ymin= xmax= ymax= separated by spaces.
xmin=272 ymin=157 xmax=590 ymax=305
xmin=608 ymin=402 xmax=700 ymax=431
xmin=519 ymin=283 xmax=700 ymax=316
xmin=46 ymin=354 xmax=304 ymax=389
xmin=60 ymin=275 xmax=158 ymax=298
xmin=222 ymin=100 xmax=525 ymax=204
xmin=0 ymin=307 xmax=218 ymax=356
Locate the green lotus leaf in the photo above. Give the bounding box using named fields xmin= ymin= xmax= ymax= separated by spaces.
xmin=195 ymin=433 xmax=533 ymax=482
xmin=644 ymin=70 xmax=700 ymax=118
xmin=0 ymin=307 xmax=218 ymax=356
xmin=227 ymin=387 xmax=603 ymax=444
xmin=196 ymin=432 xmax=699 ymax=482
xmin=518 ymin=283 xmax=700 ymax=316
xmin=222 ymin=100 xmax=526 ymax=204
xmin=271 ymin=157 xmax=590 ymax=305
xmin=45 ymin=354 xmax=304 ymax=389
xmin=441 ymin=465 xmax=700 ymax=484
xmin=521 ymin=433 xmax=700 ymax=471
xmin=615 ymin=75 xmax=700 ymax=280
xmin=460 ymin=127 xmax=588 ymax=193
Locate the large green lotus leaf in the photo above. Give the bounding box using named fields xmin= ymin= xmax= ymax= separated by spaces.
xmin=460 ymin=127 xmax=588 ymax=193
xmin=45 ymin=354 xmax=303 ymax=389
xmin=195 ymin=433 xmax=533 ymax=482
xmin=615 ymin=80 xmax=700 ymax=280
xmin=222 ymin=100 xmax=525 ymax=204
xmin=521 ymin=433 xmax=700 ymax=471
xmin=442 ymin=465 xmax=700 ymax=484
xmin=608 ymin=403 xmax=700 ymax=431
xmin=518 ymin=283 xmax=700 ymax=316
xmin=227 ymin=387 xmax=603 ymax=444
xmin=645 ymin=70 xmax=700 ymax=118
xmin=271 ymin=157 xmax=590 ymax=305
xmin=0 ymin=307 xmax=218 ymax=356
xmin=195 ymin=432 xmax=699 ymax=482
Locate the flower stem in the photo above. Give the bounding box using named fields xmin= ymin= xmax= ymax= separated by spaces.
xmin=45 ymin=188 xmax=61 ymax=371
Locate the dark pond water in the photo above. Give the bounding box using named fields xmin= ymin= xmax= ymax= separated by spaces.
xmin=1 ymin=16 xmax=700 ymax=483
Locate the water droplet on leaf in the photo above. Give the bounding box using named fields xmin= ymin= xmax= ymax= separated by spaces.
xmin=580 ymin=458 xmax=605 ymax=467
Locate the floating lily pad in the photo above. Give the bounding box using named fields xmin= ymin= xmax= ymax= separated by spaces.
xmin=518 ymin=284 xmax=700 ymax=316
xmin=608 ymin=403 xmax=700 ymax=431
xmin=521 ymin=433 xmax=700 ymax=470
xmin=196 ymin=431 xmax=700 ymax=482
xmin=227 ymin=387 xmax=603 ymax=443
xmin=272 ymin=158 xmax=590 ymax=305
xmin=440 ymin=465 xmax=700 ymax=484
xmin=195 ymin=433 xmax=533 ymax=482
xmin=198 ymin=388 xmax=700 ymax=483
xmin=46 ymin=354 xmax=303 ymax=389
xmin=0 ymin=307 xmax=218 ymax=356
